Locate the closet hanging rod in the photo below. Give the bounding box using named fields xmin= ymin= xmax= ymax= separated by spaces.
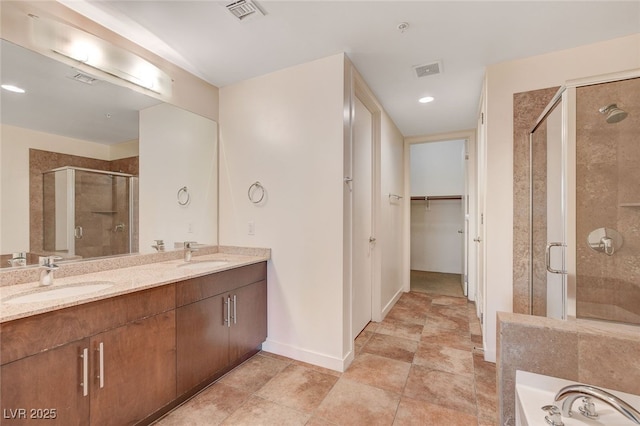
xmin=410 ymin=195 xmax=463 ymax=201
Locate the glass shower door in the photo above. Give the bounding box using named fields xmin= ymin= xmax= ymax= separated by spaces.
xmin=74 ymin=170 xmax=131 ymax=258
xmin=530 ymin=97 xmax=566 ymax=319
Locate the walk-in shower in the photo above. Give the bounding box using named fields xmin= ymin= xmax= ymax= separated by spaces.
xmin=529 ymin=71 xmax=639 ymax=325
xmin=42 ymin=167 xmax=138 ymax=259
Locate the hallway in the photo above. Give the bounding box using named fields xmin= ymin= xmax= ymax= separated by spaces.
xmin=156 ymin=291 xmax=497 ymax=425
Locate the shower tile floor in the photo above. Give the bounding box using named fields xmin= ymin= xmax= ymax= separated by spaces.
xmin=155 ymin=292 xmax=496 ymax=425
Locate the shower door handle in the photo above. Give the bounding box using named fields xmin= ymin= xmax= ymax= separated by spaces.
xmin=545 ymin=242 xmax=566 ymax=274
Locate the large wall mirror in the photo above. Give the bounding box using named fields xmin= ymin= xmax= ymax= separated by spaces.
xmin=1 ymin=38 xmax=218 ymax=268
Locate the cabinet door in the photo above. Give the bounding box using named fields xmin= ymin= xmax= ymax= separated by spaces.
xmin=1 ymin=339 xmax=90 ymax=425
xmin=90 ymin=311 xmax=176 ymax=426
xmin=176 ymin=295 xmax=230 ymax=396
xmin=229 ymin=280 xmax=267 ymax=362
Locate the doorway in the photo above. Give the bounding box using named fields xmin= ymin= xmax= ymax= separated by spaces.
xmin=408 ymin=139 xmax=467 ymax=298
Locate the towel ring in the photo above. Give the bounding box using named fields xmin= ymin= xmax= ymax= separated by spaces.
xmin=177 ymin=186 xmax=190 ymax=206
xmin=248 ymin=181 xmax=265 ymax=204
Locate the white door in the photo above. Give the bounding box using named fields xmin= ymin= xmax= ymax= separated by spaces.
xmin=475 ymin=108 xmax=487 ymax=329
xmin=352 ymin=96 xmax=373 ymax=338
xmin=461 ymin=141 xmax=469 ymax=297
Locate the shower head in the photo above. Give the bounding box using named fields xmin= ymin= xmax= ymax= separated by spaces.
xmin=599 ymin=103 xmax=628 ymax=124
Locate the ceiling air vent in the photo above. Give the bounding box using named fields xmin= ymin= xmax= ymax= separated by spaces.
xmin=226 ymin=0 xmax=264 ymax=21
xmin=69 ymin=72 xmax=98 ymax=85
xmin=414 ymin=61 xmax=443 ymax=78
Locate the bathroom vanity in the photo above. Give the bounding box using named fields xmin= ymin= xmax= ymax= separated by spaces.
xmin=0 ymin=251 xmax=268 ymax=425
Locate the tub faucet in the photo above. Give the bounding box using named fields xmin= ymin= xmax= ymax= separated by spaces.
xmin=184 ymin=241 xmax=198 ymax=262
xmin=39 ymin=256 xmax=60 ymax=287
xmin=555 ymin=384 xmax=640 ymax=424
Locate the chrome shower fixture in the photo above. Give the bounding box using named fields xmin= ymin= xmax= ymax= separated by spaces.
xmin=599 ymin=103 xmax=628 ymax=124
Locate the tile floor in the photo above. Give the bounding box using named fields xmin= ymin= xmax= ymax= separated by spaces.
xmin=155 ymin=292 xmax=497 ymax=425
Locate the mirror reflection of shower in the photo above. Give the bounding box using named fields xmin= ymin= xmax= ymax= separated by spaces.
xmin=42 ymin=167 xmax=138 ymax=259
xmin=599 ymin=103 xmax=628 ymax=123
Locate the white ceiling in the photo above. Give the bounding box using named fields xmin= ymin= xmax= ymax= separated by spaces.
xmin=49 ymin=1 xmax=640 ymax=136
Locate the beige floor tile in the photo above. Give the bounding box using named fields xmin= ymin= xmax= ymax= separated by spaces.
xmin=393 ymin=396 xmax=479 ymax=426
xmin=218 ymin=354 xmax=289 ymax=393
xmin=290 ymin=360 xmax=342 ymax=378
xmin=355 ymin=330 xmax=375 ymax=354
xmin=220 ymin=395 xmax=310 ymax=426
xmin=377 ymin=316 xmax=424 ymax=341
xmin=155 ymin=383 xmax=250 ymax=426
xmin=343 ymin=352 xmax=411 ymax=394
xmin=413 ymin=342 xmax=474 ymax=377
xmin=404 ymin=365 xmax=477 ymax=416
xmin=431 ymin=295 xmax=468 ymax=306
xmin=425 ymin=308 xmax=470 ymax=333
xmin=421 ymin=326 xmax=473 ymax=351
xmin=314 ymin=378 xmax=401 ymax=426
xmin=155 ymin=287 xmax=498 ymax=426
xmin=362 ymin=333 xmax=419 ymax=363
xmin=386 ymin=303 xmax=429 ymax=325
xmin=304 ymin=416 xmax=339 ymax=426
xmin=396 ymin=292 xmax=432 ymax=310
xmin=255 ymin=364 xmax=338 ymax=413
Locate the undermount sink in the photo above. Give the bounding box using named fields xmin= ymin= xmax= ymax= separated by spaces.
xmin=3 ymin=281 xmax=115 ymax=304
xmin=177 ymin=260 xmax=229 ymax=269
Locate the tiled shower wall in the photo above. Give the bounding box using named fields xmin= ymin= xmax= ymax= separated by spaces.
xmin=575 ymin=77 xmax=640 ymax=324
xmin=29 ymin=149 xmax=138 ymax=255
xmin=512 ymin=87 xmax=559 ymax=314
xmin=501 ymin=81 xmax=640 ymax=425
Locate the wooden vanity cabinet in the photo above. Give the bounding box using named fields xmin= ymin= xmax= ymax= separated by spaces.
xmin=228 ymin=279 xmax=267 ymax=362
xmin=1 ymin=261 xmax=268 ymax=425
xmin=0 ymin=285 xmax=176 ymax=426
xmin=1 ymin=338 xmax=91 ymax=425
xmin=176 ymin=262 xmax=267 ymax=396
xmin=89 ymin=311 xmax=176 ymax=426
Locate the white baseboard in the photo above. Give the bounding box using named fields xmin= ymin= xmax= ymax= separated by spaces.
xmin=261 ymin=339 xmax=354 ymax=373
xmin=381 ymin=286 xmax=405 ymax=319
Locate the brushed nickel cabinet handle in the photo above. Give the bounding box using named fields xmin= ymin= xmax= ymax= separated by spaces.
xmin=97 ymin=342 xmax=104 ymax=389
xmin=80 ymin=348 xmax=88 ymax=397
xmin=232 ymin=294 xmax=237 ymax=325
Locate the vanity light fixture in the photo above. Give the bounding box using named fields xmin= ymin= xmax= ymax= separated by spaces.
xmin=1 ymin=84 xmax=26 ymax=94
xmin=419 ymin=96 xmax=435 ymax=104
xmin=30 ymin=15 xmax=171 ymax=95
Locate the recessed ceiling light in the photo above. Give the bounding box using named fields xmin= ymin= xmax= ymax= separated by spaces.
xmin=1 ymin=84 xmax=26 ymax=94
xmin=419 ymin=96 xmax=434 ymax=104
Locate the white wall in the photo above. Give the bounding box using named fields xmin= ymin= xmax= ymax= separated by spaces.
xmin=139 ymin=103 xmax=218 ymax=252
xmin=409 ymin=140 xmax=465 ymax=273
xmin=482 ymin=33 xmax=640 ymax=362
xmin=219 ymin=54 xmax=347 ymax=370
xmin=0 ymin=124 xmax=112 ymax=253
xmin=410 ymin=140 xmax=465 ymax=196
xmin=379 ymin=108 xmax=405 ymax=314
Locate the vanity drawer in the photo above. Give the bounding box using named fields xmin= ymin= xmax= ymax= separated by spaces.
xmin=0 ymin=284 xmax=175 ymax=365
xmin=176 ymin=262 xmax=266 ymax=307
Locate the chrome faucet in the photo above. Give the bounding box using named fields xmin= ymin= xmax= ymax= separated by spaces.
xmin=7 ymin=252 xmax=27 ymax=267
xmin=39 ymin=256 xmax=60 ymax=287
xmin=183 ymin=241 xmax=198 ymax=262
xmin=554 ymin=384 xmax=640 ymax=424
xmin=151 ymin=239 xmax=165 ymax=252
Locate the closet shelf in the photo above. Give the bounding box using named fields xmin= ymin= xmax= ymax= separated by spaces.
xmin=410 ymin=195 xmax=463 ymax=201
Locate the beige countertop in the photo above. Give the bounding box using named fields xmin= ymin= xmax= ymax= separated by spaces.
xmin=0 ymin=252 xmax=269 ymax=323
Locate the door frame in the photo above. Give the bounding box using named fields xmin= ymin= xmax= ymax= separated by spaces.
xmin=346 ymin=70 xmax=382 ymax=344
xmin=403 ymin=130 xmax=477 ymax=301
